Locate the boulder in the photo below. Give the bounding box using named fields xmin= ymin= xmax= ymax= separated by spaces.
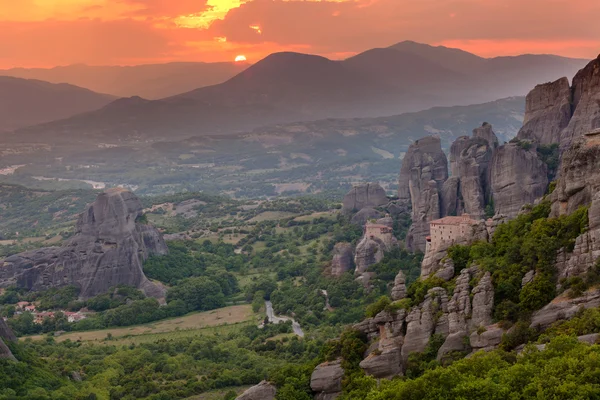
xmin=517 ymin=77 xmax=573 ymax=145
xmin=0 ymin=189 xmax=168 ymax=299
xmin=342 ymin=183 xmax=388 ymax=215
xmin=311 ymin=359 xmax=344 ymax=398
xmin=331 ymin=243 xmax=354 ymax=276
xmin=236 ymin=381 xmax=277 ymax=400
xmin=399 ymin=136 xmax=448 ymax=252
xmin=490 ymin=143 xmax=548 ymax=218
xmin=360 ymin=343 xmax=402 ymax=379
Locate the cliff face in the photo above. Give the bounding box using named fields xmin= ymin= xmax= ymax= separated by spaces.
xmin=551 ymin=133 xmax=600 ymax=282
xmin=354 ymin=215 xmax=398 ymax=283
xmin=331 ymin=243 xmax=354 ymax=276
xmin=0 ymin=189 xmax=168 ymax=299
xmin=518 ymin=77 xmax=573 ymax=145
xmin=490 ymin=143 xmax=548 ymax=218
xmin=446 ymin=124 xmax=498 ymax=218
xmin=400 ymin=136 xmax=448 ymax=252
xmin=560 ymin=56 xmax=600 ymax=151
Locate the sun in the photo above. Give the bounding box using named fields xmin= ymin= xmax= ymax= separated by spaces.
xmin=235 ymin=55 xmax=247 ymax=62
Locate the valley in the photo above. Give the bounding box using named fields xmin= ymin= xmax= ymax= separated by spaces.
xmin=1 ymin=32 xmax=600 ymax=400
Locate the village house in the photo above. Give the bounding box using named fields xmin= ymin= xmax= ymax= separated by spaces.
xmin=426 ymin=214 xmax=479 ymax=253
xmin=16 ymin=301 xmax=30 ymax=310
xmin=64 ymin=312 xmax=87 ymax=323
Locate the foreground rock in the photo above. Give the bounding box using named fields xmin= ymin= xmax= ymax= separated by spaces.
xmin=311 ymin=359 xmax=344 ymax=400
xmin=342 ymin=183 xmax=388 ymax=215
xmin=236 ymin=381 xmax=277 ymax=400
xmin=400 ymin=136 xmax=448 ymax=252
xmin=0 ymin=189 xmax=168 ymax=299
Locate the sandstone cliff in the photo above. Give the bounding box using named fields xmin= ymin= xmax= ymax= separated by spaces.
xmin=310 ymin=359 xmax=344 ymax=400
xmin=400 ymin=136 xmax=448 ymax=252
xmin=0 ymin=189 xmax=168 ymax=299
xmin=354 ymin=215 xmax=398 ymax=283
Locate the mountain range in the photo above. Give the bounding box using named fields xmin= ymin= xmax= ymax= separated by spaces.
xmin=1 ymin=41 xmax=590 ymax=142
xmin=0 ymin=77 xmax=115 ymax=132
xmin=1 ymin=62 xmax=248 ymax=100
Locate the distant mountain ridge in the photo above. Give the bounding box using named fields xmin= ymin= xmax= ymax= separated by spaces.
xmin=1 ymin=62 xmax=249 ymax=99
xmin=4 ymin=41 xmax=590 ymax=143
xmin=0 ymin=76 xmax=116 ymax=132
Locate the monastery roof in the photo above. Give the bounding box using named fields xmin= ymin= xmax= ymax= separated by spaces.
xmin=430 ymin=214 xmax=478 ymax=226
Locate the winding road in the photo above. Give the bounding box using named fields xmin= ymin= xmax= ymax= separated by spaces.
xmin=264 ymin=300 xmax=304 ymax=337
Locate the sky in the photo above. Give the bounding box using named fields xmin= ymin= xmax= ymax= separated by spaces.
xmin=0 ymin=0 xmax=598 ymax=68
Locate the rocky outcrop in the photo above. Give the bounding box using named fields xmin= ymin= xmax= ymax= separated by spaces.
xmin=560 ymin=55 xmax=600 ymax=151
xmin=0 ymin=319 xmax=16 ymax=361
xmin=473 ymin=122 xmax=499 ymax=149
xmin=490 ymin=143 xmax=548 ymax=218
xmin=469 ymin=324 xmax=504 ymax=352
xmin=311 ymin=359 xmax=344 ymax=400
xmin=354 ymin=217 xmax=398 ymax=280
xmin=517 ymin=77 xmax=573 ymax=145
xmin=342 ymin=183 xmax=388 ymax=215
xmin=236 ymin=381 xmax=277 ymax=400
xmin=402 ymin=287 xmax=448 ymax=361
xmin=0 ymin=189 xmax=168 ymax=299
xmin=331 ymin=243 xmax=354 ymax=276
xmin=391 ymin=270 xmax=406 ymax=301
xmin=436 ymin=269 xmax=472 ymax=360
xmin=470 ymin=272 xmax=494 ymax=329
xmin=531 ymin=289 xmax=600 ymax=330
xmin=400 ymin=136 xmax=448 ymax=252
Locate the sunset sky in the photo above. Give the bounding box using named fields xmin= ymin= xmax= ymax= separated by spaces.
xmin=1 ymin=0 xmax=598 ymax=68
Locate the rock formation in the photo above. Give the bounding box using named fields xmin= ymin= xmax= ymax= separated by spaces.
xmin=350 ymin=208 xmax=382 ymax=227
xmin=490 ymin=143 xmax=548 ymax=218
xmin=331 ymin=243 xmax=354 ymax=276
xmin=551 ymin=133 xmax=600 ymax=282
xmin=400 ymin=136 xmax=448 ymax=252
xmin=342 ymin=183 xmax=388 ymax=215
xmin=446 ymin=124 xmax=497 ymax=218
xmin=236 ymin=381 xmax=277 ymax=400
xmin=517 ymin=77 xmax=573 ymax=145
xmin=0 ymin=189 xmax=168 ymax=299
xmin=310 ymin=359 xmax=344 ymax=400
xmin=354 ymin=216 xmax=398 ymax=282
xmin=0 ymin=318 xmax=16 ymax=361
xmin=531 ymin=289 xmax=600 ymax=330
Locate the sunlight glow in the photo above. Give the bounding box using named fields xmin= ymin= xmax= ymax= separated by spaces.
xmin=235 ymin=55 xmax=247 ymax=62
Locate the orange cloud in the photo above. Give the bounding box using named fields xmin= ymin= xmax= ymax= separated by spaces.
xmin=0 ymin=0 xmax=598 ymax=68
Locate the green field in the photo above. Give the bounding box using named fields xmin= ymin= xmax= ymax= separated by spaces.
xmin=24 ymin=304 xmax=258 ymax=344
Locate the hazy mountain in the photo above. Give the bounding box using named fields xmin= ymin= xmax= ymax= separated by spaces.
xmin=11 ymin=52 xmax=432 ymax=143
xmin=0 ymin=76 xmax=116 ymax=132
xmin=7 ymin=42 xmax=588 ymax=143
xmin=1 ymin=62 xmax=249 ymax=99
